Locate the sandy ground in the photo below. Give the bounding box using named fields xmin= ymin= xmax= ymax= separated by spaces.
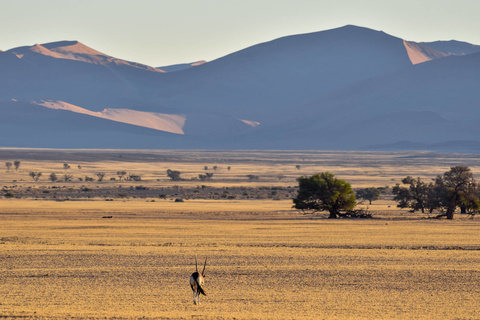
xmin=1 ymin=150 xmax=479 ymax=319
xmin=0 ymin=199 xmax=479 ymax=319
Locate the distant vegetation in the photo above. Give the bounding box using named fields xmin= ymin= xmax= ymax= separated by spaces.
xmin=356 ymin=187 xmax=381 ymax=204
xmin=393 ymin=166 xmax=478 ymax=219
xmin=1 ymin=152 xmax=480 ymax=221
xmin=293 ymin=172 xmax=357 ymax=219
xmin=293 ymin=166 xmax=480 ymax=220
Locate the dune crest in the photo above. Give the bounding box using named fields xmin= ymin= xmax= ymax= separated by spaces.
xmin=7 ymin=41 xmax=164 ymax=73
xmin=34 ymin=100 xmax=185 ymax=134
xmin=240 ymin=119 xmax=261 ymax=127
xmin=403 ymin=40 xmax=448 ymax=64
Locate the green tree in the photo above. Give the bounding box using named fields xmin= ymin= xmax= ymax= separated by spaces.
xmin=29 ymin=171 xmax=42 ymax=181
xmin=95 ymin=172 xmax=106 ymax=182
xmin=424 ymin=181 xmax=446 ymax=213
xmin=166 ymin=169 xmax=182 ymax=181
xmin=437 ymin=166 xmax=477 ymax=219
xmin=356 ymin=187 xmax=381 ymax=205
xmin=293 ymin=172 xmax=356 ymax=219
xmin=393 ymin=166 xmax=480 ymax=219
xmin=48 ymin=173 xmax=58 ymax=182
xmin=459 ymin=181 xmax=480 ymax=214
xmin=199 ymin=173 xmax=213 ymax=181
xmin=392 ymin=176 xmax=430 ymax=213
xmin=116 ymin=171 xmax=127 ymax=181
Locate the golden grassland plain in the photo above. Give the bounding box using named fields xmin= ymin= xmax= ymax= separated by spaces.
xmin=0 ymin=149 xmax=479 ymax=319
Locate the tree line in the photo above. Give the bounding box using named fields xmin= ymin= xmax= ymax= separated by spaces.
xmin=392 ymin=165 xmax=478 ymax=219
xmin=293 ymin=166 xmax=478 ymax=220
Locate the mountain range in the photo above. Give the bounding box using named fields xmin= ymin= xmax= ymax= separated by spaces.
xmin=1 ymin=25 xmax=480 ymax=151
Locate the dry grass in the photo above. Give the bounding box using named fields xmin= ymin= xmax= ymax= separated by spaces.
xmin=3 ymin=149 xmax=480 ymax=190
xmin=0 ymin=150 xmax=479 ymax=319
xmin=0 ymin=199 xmax=479 ymax=319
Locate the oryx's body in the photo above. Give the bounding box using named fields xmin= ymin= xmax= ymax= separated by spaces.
xmin=190 ymin=257 xmax=207 ymax=305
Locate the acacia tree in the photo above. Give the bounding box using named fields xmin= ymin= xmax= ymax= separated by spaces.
xmin=48 ymin=173 xmax=58 ymax=182
xmin=356 ymin=187 xmax=381 ymax=205
xmin=392 ymin=176 xmax=430 ymax=213
xmin=293 ymin=172 xmax=356 ymax=219
xmin=438 ymin=166 xmax=477 ymax=219
xmin=117 ymin=171 xmax=127 ymax=181
xmin=166 ymin=169 xmax=182 ymax=181
xmin=14 ymin=161 xmax=21 ymax=171
xmin=95 ymin=172 xmax=106 ymax=182
xmin=199 ymin=172 xmax=214 ymax=181
xmin=5 ymin=162 xmax=12 ymax=171
xmin=29 ymin=171 xmax=42 ymax=181
xmin=393 ymin=166 xmax=479 ymax=219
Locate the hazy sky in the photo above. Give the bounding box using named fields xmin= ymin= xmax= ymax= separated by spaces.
xmin=1 ymin=0 xmax=479 ymax=66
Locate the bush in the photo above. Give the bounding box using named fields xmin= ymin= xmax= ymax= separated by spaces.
xmin=167 ymin=169 xmax=182 ymax=181
xmin=4 ymin=191 xmax=14 ymax=198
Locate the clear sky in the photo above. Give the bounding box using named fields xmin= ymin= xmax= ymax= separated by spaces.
xmin=1 ymin=0 xmax=479 ymax=67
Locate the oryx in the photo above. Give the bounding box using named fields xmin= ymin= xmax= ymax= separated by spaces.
xmin=190 ymin=256 xmax=207 ymax=305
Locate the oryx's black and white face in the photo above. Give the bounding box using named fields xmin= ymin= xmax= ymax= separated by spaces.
xmin=190 ymin=256 xmax=207 ymax=305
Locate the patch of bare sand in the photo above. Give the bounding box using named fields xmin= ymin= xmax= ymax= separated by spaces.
xmin=35 ymin=100 xmax=186 ymax=134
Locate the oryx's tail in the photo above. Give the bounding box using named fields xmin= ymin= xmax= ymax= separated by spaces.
xmin=196 ymin=279 xmax=207 ymax=296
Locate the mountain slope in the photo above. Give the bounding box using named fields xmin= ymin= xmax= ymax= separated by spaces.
xmin=0 ymin=41 xmax=170 ymax=110
xmin=403 ymin=40 xmax=448 ymax=64
xmin=157 ymin=60 xmax=207 ymax=72
xmin=6 ymin=41 xmax=165 ymax=72
xmin=34 ymin=100 xmax=186 ymax=134
xmin=421 ymin=40 xmax=480 ymax=56
xmin=1 ymin=25 xmax=480 ymax=151
xmin=156 ymin=25 xmax=414 ymax=121
xmin=0 ymin=100 xmax=190 ymax=149
xmin=256 ymin=52 xmax=480 ymax=150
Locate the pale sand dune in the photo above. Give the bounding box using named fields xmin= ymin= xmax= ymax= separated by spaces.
xmin=48 ymin=41 xmax=105 ymax=55
xmin=191 ymin=60 xmax=207 ymax=66
xmin=403 ymin=40 xmax=448 ymax=65
xmin=240 ymin=119 xmax=261 ymax=127
xmin=29 ymin=44 xmax=66 ymax=59
xmin=34 ymin=100 xmax=185 ymax=134
xmin=11 ymin=41 xmax=165 ymax=73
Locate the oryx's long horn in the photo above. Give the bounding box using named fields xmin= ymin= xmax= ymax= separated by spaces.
xmin=195 ymin=255 xmax=198 ymax=272
xmin=202 ymin=257 xmax=207 ymax=276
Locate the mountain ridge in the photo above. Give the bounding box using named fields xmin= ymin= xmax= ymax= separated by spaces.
xmin=420 ymin=40 xmax=480 ymax=56
xmin=4 ymin=40 xmax=165 ymax=73
xmin=1 ymin=25 xmax=479 ymax=151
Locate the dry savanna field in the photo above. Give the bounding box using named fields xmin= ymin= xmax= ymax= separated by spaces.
xmin=0 ymin=149 xmax=479 ymax=319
